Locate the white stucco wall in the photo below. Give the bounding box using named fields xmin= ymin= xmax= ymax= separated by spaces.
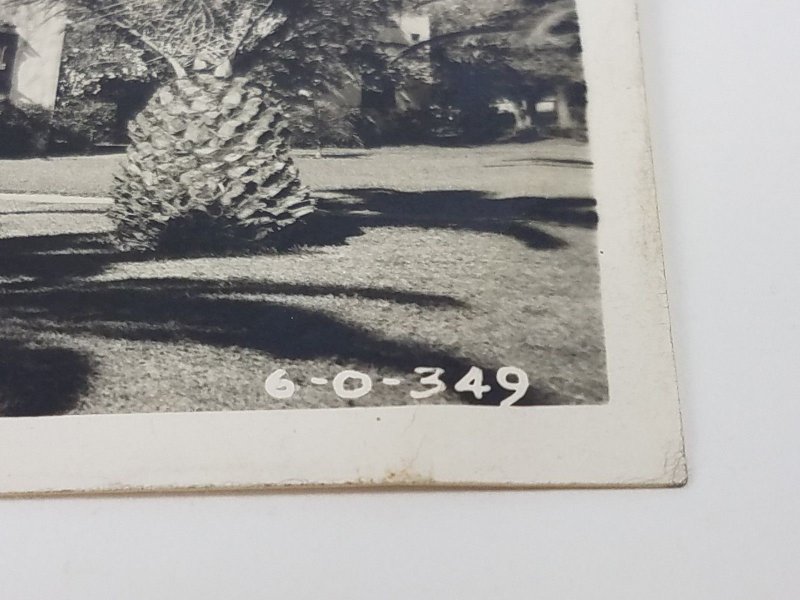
xmin=397 ymin=14 xmax=431 ymax=45
xmin=0 ymin=3 xmax=66 ymax=109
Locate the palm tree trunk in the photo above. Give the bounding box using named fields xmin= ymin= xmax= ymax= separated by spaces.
xmin=109 ymin=74 xmax=315 ymax=253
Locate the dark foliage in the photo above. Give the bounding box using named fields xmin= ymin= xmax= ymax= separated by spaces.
xmin=50 ymin=99 xmax=117 ymax=151
xmin=0 ymin=100 xmax=51 ymax=157
xmin=356 ymin=105 xmax=512 ymax=146
xmin=0 ymin=99 xmax=121 ymax=156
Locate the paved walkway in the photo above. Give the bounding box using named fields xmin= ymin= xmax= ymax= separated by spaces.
xmin=0 ymin=193 xmax=111 ymax=204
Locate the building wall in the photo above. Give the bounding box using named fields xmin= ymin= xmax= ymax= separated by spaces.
xmin=390 ymin=13 xmax=433 ymax=111
xmin=0 ymin=3 xmax=66 ymax=109
xmin=396 ymin=13 xmax=431 ymax=45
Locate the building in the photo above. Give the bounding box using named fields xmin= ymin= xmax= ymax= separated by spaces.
xmin=333 ymin=10 xmax=434 ymax=114
xmin=0 ymin=3 xmax=66 ymax=109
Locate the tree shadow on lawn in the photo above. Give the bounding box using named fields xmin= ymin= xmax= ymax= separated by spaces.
xmin=0 ymin=189 xmax=597 ymax=281
xmin=312 ymin=188 xmax=598 ymax=251
xmin=0 ymin=188 xmax=599 ymax=411
xmin=0 ymin=233 xmax=122 ymax=281
xmin=0 ymin=233 xmax=460 ymax=310
xmin=0 ymin=338 xmax=94 ymax=417
xmin=0 ymin=278 xmax=567 ymax=408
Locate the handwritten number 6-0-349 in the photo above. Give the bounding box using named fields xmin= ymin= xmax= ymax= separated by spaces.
xmin=265 ymin=367 xmax=530 ymax=406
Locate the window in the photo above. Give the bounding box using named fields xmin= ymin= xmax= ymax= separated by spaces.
xmin=0 ymin=23 xmax=19 ymax=97
xmin=410 ymin=33 xmax=421 ymax=42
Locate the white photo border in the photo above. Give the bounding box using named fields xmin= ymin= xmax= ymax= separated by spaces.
xmin=0 ymin=0 xmax=687 ymax=495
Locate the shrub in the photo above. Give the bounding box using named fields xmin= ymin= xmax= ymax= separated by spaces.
xmin=356 ymin=104 xmax=517 ymax=147
xmin=0 ymin=99 xmax=120 ymax=157
xmin=288 ymin=98 xmax=363 ymax=149
xmin=356 ymin=107 xmax=449 ymax=146
xmin=0 ymin=100 xmax=52 ymax=157
xmin=50 ymin=99 xmax=117 ymax=152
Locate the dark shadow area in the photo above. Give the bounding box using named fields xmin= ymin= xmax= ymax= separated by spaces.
xmin=0 ymin=339 xmax=93 ymax=417
xmin=123 ymin=278 xmax=467 ymax=308
xmin=504 ymin=223 xmax=568 ymax=251
xmin=0 ymin=233 xmax=110 ymax=255
xmin=314 ymin=188 xmax=598 ymax=249
xmin=0 ymin=233 xmax=122 ymax=281
xmin=0 ymin=188 xmax=596 ymax=277
xmin=4 ymin=277 xmax=465 ymax=309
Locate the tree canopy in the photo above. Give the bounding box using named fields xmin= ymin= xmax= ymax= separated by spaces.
xmin=57 ymin=21 xmax=156 ymax=99
xmin=399 ymin=0 xmax=583 ymax=83
xmin=27 ymin=0 xmax=584 ymax=114
xmin=15 ymin=0 xmax=398 ymax=77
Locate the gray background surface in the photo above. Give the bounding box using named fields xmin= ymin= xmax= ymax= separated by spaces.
xmin=2 ymin=0 xmax=799 ymax=597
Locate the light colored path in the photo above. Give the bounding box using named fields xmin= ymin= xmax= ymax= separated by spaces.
xmin=0 ymin=193 xmax=111 ymax=204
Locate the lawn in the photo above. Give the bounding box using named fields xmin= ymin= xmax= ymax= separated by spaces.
xmin=0 ymin=141 xmax=608 ymax=416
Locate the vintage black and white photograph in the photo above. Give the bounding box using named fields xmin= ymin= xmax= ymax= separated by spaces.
xmin=0 ymin=0 xmax=684 ymax=492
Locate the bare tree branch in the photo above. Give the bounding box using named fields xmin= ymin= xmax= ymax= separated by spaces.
xmin=106 ymin=18 xmax=187 ymax=77
xmin=388 ymin=2 xmax=576 ymax=66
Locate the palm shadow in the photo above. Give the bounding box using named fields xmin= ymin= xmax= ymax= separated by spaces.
xmin=0 ymin=232 xmax=121 ymax=281
xmin=0 ymin=186 xmax=599 ymax=412
xmin=303 ymin=188 xmax=598 ymax=251
xmin=0 ymin=277 xmax=566 ymax=408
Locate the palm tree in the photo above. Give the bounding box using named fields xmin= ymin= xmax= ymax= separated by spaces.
xmin=13 ymin=0 xmax=581 ymax=251
xmin=20 ymin=0 xmax=389 ymax=252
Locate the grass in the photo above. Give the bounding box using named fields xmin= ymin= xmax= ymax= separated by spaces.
xmin=0 ymin=141 xmax=592 ymax=198
xmin=0 ymin=141 xmax=607 ymax=416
